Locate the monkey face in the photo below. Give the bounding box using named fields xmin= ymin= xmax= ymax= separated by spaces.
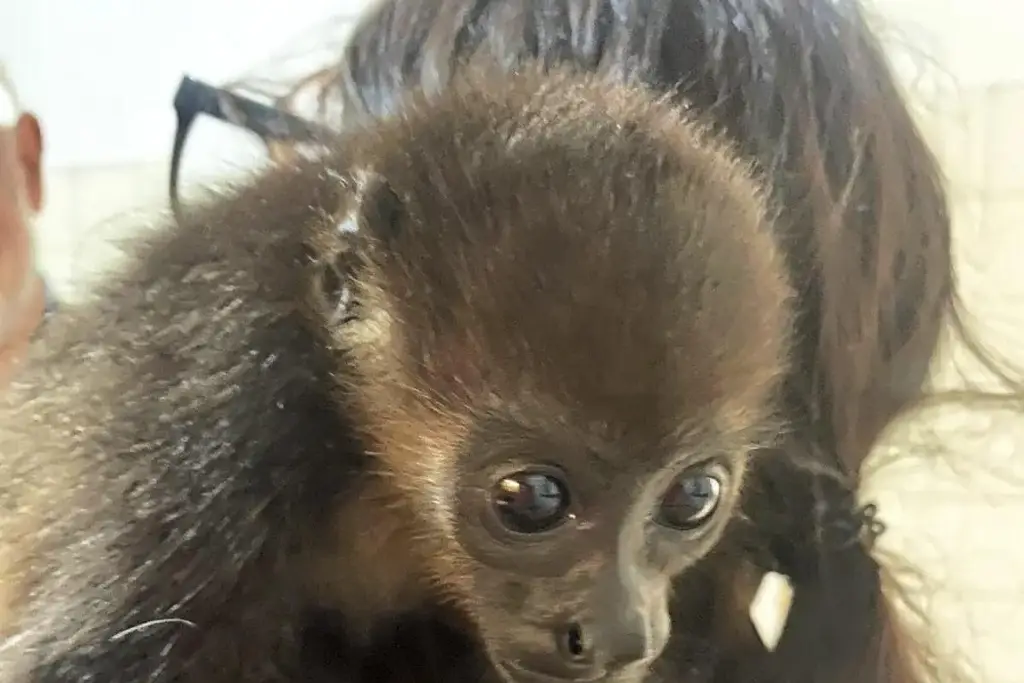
xmin=317 ymin=67 xmax=795 ymax=683
xmin=447 ymin=420 xmax=744 ymax=683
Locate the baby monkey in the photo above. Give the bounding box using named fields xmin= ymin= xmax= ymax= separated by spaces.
xmin=0 ymin=66 xmax=793 ymax=683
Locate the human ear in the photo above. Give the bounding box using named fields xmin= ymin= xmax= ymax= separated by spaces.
xmin=14 ymin=113 xmax=43 ymax=212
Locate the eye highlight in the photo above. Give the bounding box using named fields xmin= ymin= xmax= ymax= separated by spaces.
xmin=491 ymin=470 xmax=571 ymax=534
xmin=656 ymin=466 xmax=724 ymax=531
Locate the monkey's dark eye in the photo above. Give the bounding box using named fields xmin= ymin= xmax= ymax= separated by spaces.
xmin=656 ymin=469 xmax=723 ymax=530
xmin=492 ymin=471 xmax=571 ymax=534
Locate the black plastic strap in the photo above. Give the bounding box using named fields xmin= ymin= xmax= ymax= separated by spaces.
xmin=168 ymin=76 xmax=335 ymax=223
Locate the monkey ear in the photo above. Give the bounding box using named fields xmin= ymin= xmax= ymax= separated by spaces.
xmin=307 ymin=168 xmax=404 ymax=326
xmin=339 ymin=168 xmax=405 ymax=242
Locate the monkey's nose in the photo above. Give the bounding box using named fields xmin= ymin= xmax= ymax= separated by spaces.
xmin=556 ymin=622 xmax=594 ymax=664
xmin=509 ymin=623 xmax=602 ymax=682
xmin=514 ymin=620 xmax=653 ymax=682
xmin=554 ymin=619 xmax=649 ymax=673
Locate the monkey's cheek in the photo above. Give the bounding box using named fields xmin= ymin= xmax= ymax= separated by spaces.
xmin=473 ymin=621 xmax=542 ymax=681
xmin=439 ymin=573 xmax=538 ymax=660
xmin=421 ymin=542 xmax=486 ymax=615
xmin=649 ymin=600 xmax=673 ymax=663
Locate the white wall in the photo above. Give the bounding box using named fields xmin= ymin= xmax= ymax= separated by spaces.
xmin=873 ymin=0 xmax=1024 ymax=87
xmin=1 ymin=0 xmax=374 ymax=296
xmin=0 ymin=0 xmax=370 ymax=169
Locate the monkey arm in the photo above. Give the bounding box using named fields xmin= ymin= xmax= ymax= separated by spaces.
xmin=0 ymin=163 xmax=368 ymax=683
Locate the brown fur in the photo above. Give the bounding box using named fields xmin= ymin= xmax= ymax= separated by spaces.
xmin=0 ymin=66 xmax=792 ymax=683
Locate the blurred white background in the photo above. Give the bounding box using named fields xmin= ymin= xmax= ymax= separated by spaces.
xmin=1 ymin=0 xmax=1023 ymax=681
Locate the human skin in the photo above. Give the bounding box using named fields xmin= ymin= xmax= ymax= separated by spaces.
xmin=0 ymin=112 xmax=46 ymax=386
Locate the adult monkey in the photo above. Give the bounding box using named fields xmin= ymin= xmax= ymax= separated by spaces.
xmin=253 ymin=1 xmax=1017 ymax=682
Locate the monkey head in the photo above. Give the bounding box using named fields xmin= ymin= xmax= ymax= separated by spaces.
xmin=309 ymin=69 xmax=794 ymax=683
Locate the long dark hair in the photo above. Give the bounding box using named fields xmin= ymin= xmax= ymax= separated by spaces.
xmin=217 ymin=1 xmax=1019 ymax=682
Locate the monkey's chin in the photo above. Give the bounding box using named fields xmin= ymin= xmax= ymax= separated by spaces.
xmin=494 ymin=661 xmax=590 ymax=683
xmin=493 ymin=660 xmax=645 ymax=683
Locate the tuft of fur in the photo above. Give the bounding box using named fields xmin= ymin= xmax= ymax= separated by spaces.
xmin=0 ymin=65 xmax=792 ymax=682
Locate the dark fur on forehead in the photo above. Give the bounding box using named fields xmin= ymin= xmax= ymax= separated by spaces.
xmin=327 ymin=67 xmax=794 ymax=445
